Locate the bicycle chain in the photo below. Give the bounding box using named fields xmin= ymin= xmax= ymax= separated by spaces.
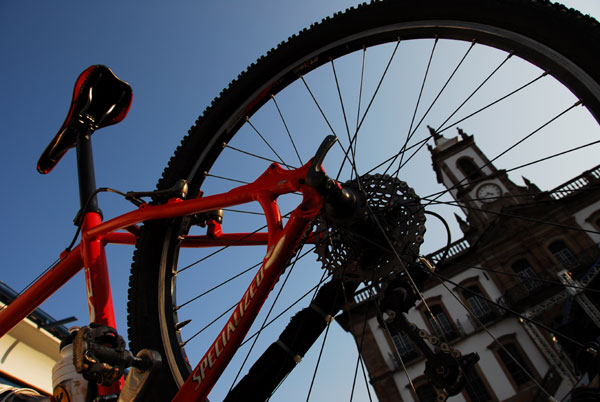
xmin=385 ymin=313 xmax=450 ymax=401
xmin=384 ymin=308 xmax=478 ymax=401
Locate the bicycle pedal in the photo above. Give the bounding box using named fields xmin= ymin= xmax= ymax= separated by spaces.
xmin=73 ymin=324 xmax=130 ymax=386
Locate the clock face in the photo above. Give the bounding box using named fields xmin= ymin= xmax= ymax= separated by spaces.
xmin=477 ymin=183 xmax=502 ymax=203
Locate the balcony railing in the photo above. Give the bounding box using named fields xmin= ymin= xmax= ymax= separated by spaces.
xmin=427 ymin=237 xmax=471 ymax=264
xmin=353 ymin=284 xmax=380 ymax=304
xmin=503 ymin=247 xmax=600 ymax=310
xmin=503 ymin=269 xmax=558 ymax=309
xmin=549 ymin=164 xmax=600 ymax=200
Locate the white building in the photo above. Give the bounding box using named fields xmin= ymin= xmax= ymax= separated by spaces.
xmin=0 ymin=281 xmax=71 ymax=395
xmin=340 ymin=129 xmax=600 ymax=401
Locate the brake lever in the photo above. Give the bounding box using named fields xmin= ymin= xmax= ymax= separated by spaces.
xmin=125 ymin=179 xmax=189 ymax=205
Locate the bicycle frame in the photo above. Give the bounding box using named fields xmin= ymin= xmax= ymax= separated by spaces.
xmin=0 ymin=160 xmax=325 ymax=401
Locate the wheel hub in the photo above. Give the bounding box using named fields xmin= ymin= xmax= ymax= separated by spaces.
xmin=314 ymin=173 xmax=426 ymax=283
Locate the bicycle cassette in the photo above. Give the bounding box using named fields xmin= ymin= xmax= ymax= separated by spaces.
xmin=314 ymin=173 xmax=425 ymax=283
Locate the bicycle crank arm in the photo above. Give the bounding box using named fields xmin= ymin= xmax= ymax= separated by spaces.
xmin=117 ymin=349 xmax=162 ymax=402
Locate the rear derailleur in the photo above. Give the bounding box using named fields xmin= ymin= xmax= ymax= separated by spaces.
xmin=378 ymin=267 xmax=479 ymax=401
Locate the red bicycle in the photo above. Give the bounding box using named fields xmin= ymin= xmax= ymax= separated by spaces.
xmin=2 ymin=1 xmax=600 ymax=401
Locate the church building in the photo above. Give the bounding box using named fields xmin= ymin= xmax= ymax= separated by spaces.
xmin=340 ymin=128 xmax=600 ymax=401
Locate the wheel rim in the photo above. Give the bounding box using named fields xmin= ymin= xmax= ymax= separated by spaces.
xmin=157 ymin=15 xmax=600 ymax=402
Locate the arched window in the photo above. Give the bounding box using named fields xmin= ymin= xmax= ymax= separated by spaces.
xmin=411 ymin=376 xmax=438 ymax=402
xmin=391 ymin=331 xmax=418 ymax=362
xmin=415 ymin=382 xmax=437 ymax=402
xmin=420 ymin=300 xmax=458 ymax=341
xmin=463 ymin=365 xmax=494 ymax=402
xmin=463 ymin=285 xmax=495 ymax=324
xmin=511 ymin=259 xmax=541 ymax=292
xmin=457 ymin=157 xmax=483 ymax=181
xmin=497 ymin=344 xmax=530 ymax=386
xmin=458 ymin=278 xmax=498 ymax=329
xmin=549 ymin=240 xmax=579 ymax=269
xmin=489 ymin=334 xmax=539 ymax=391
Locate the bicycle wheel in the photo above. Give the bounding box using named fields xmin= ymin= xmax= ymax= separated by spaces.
xmin=128 ymin=0 xmax=600 ymax=400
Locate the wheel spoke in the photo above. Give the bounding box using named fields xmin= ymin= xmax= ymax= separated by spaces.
xmin=391 ymin=37 xmax=439 ymax=177
xmin=175 ymin=261 xmax=261 ymax=311
xmin=418 ymin=100 xmax=584 ymax=211
xmin=129 ymin=4 xmax=600 ymax=400
xmin=422 ymin=196 xmax=600 ymax=235
xmin=224 ymin=143 xmax=296 ymax=169
xmin=352 ymin=46 xmax=367 ymax=180
xmin=409 ymin=41 xmax=476 ymax=140
xmin=305 ymin=313 xmax=332 ymax=401
xmin=348 ymin=39 xmax=401 ymax=177
xmin=504 ymin=139 xmax=600 ymax=175
xmin=300 ymin=75 xmax=339 ymax=138
xmin=205 ymin=172 xmax=250 ymax=185
xmin=392 ymin=40 xmax=475 ymax=180
xmin=270 ymin=95 xmax=303 ymax=166
xmin=229 ymin=249 xmax=300 ymax=393
xmin=369 ymin=289 xmax=418 ymax=400
xmin=405 ymin=38 xmax=438 ymax=151
xmin=438 ymin=71 xmax=549 ymax=133
xmin=435 ymin=51 xmax=513 ymax=133
xmin=428 ymin=259 xmax=600 ymax=294
xmin=222 ymin=208 xmax=265 ymax=217
xmin=330 ymin=58 xmax=353 ymax=181
xmin=347 ymin=290 xmax=377 ymax=402
xmin=299 ymin=75 xmax=352 ymax=164
xmin=357 ymin=199 xmax=456 ymax=350
xmin=425 ymin=265 xmax=586 ymax=349
xmin=180 ymin=302 xmax=238 ymax=347
xmin=246 ymin=116 xmax=289 ymax=166
xmin=432 ymin=273 xmax=554 ymax=399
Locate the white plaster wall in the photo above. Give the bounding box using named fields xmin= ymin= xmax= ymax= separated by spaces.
xmin=407 ymin=266 xmax=504 ymax=336
xmin=368 ymin=316 xmax=396 ymax=371
xmin=373 ymin=266 xmax=553 ymax=401
xmin=441 ymin=148 xmax=494 ymax=188
xmin=390 ymin=317 xmax=552 ymax=401
xmin=573 ymin=200 xmax=600 ymax=244
xmin=0 ymin=313 xmax=60 ymax=393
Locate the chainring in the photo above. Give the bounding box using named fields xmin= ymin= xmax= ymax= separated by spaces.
xmin=314 ymin=173 xmax=426 ymax=283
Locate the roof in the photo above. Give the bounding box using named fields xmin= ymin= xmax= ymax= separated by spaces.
xmin=0 ymin=281 xmax=70 ymax=340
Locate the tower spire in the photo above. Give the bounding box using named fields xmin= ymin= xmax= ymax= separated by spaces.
xmin=428 ymin=125 xmax=441 ymax=141
xmin=522 ymin=176 xmax=542 ymax=193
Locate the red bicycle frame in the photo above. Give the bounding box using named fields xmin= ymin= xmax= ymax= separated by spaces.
xmin=0 ymin=160 xmax=325 ymax=401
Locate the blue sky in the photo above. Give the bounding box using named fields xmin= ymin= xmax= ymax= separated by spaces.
xmin=1 ymin=1 xmax=600 ymax=401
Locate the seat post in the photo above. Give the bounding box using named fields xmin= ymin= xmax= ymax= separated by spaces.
xmin=75 ymin=126 xmax=100 ymax=215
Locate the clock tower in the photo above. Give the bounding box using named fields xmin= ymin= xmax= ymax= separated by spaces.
xmin=427 ymin=127 xmax=538 ymax=236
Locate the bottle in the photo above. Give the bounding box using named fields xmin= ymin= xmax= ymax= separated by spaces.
xmin=0 ymin=385 xmax=50 ymax=401
xmin=52 ymin=329 xmax=88 ymax=402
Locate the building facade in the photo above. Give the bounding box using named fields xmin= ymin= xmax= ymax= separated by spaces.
xmin=340 ymin=128 xmax=600 ymax=401
xmin=0 ymin=281 xmax=70 ymax=395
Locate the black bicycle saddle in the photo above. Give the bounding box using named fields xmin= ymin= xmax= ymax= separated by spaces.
xmin=37 ymin=65 xmax=132 ymax=174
